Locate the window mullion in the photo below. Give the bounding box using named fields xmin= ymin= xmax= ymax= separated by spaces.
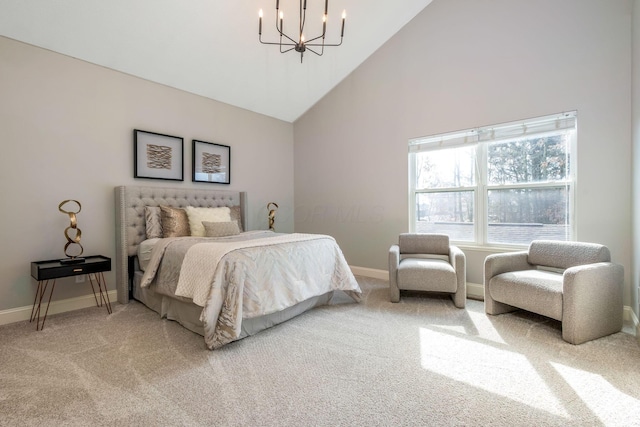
xmin=477 ymin=143 xmax=487 ymax=245
xmin=408 ymin=152 xmax=417 ymax=232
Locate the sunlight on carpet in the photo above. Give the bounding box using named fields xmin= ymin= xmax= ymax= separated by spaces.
xmin=419 ymin=327 xmax=569 ymax=419
xmin=551 ymin=362 xmax=640 ymax=425
xmin=467 ymin=309 xmax=508 ymax=345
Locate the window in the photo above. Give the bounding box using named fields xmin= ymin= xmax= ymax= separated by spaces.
xmin=409 ymin=112 xmax=576 ymax=247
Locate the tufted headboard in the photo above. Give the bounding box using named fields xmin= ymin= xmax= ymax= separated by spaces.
xmin=114 ymin=185 xmax=247 ymax=304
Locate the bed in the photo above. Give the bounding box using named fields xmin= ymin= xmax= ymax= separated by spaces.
xmin=114 ymin=185 xmax=361 ymax=349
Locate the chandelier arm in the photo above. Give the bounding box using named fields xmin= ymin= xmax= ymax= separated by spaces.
xmin=278 ymin=32 xmax=298 ymax=45
xmin=307 ymin=39 xmax=342 ymax=47
xmin=259 ymin=38 xmax=296 ymax=47
xmin=274 ymin=10 xmax=298 ymax=45
xmin=305 ymin=46 xmax=323 ymax=56
xmin=305 ymin=34 xmax=325 ymax=44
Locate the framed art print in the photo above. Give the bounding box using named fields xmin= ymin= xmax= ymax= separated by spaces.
xmin=134 ymin=129 xmax=184 ymax=181
xmin=192 ymin=140 xmax=230 ymax=184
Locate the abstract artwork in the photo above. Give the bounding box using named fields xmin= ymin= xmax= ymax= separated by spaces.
xmin=146 ymin=144 xmax=172 ymax=170
xmin=192 ymin=140 xmax=230 ymax=184
xmin=134 ymin=129 xmax=183 ymax=181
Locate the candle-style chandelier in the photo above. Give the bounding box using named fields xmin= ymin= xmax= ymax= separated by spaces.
xmin=258 ymin=0 xmax=346 ymax=63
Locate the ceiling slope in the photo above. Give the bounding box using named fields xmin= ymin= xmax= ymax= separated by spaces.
xmin=0 ymin=0 xmax=433 ymax=122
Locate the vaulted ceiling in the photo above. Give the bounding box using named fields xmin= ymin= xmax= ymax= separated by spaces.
xmin=0 ymin=0 xmax=433 ymax=122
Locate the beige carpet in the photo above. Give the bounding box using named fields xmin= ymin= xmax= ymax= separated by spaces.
xmin=1 ymin=276 xmax=639 ymax=427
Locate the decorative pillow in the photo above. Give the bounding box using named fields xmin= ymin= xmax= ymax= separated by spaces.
xmin=160 ymin=206 xmax=190 ymax=237
xmin=185 ymin=206 xmax=231 ymax=237
xmin=229 ymin=205 xmax=244 ymax=232
xmin=145 ymin=206 xmax=162 ymax=239
xmin=203 ymin=221 xmax=240 ymax=238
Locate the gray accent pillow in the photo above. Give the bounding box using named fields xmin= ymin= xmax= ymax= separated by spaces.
xmin=160 ymin=206 xmax=190 ymax=237
xmin=230 ymin=205 xmax=244 ymax=232
xmin=203 ymin=221 xmax=240 ymax=237
xmin=145 ymin=206 xmax=162 ymax=239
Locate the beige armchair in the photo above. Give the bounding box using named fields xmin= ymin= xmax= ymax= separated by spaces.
xmin=484 ymin=240 xmax=624 ymax=344
xmin=389 ymin=233 xmax=466 ymax=308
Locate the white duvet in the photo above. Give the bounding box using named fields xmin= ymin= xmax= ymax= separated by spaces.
xmin=140 ymin=231 xmax=361 ymax=349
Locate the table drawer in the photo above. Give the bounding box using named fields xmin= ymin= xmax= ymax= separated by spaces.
xmin=31 ymin=256 xmax=111 ymax=281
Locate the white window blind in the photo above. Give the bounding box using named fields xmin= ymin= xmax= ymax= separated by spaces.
xmin=409 ymin=111 xmax=577 ymax=153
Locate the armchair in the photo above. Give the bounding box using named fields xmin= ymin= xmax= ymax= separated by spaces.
xmin=389 ymin=233 xmax=466 ymax=308
xmin=484 ymin=240 xmax=624 ymax=344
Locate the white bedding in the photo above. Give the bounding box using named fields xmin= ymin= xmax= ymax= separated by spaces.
xmin=137 ymin=238 xmax=160 ymax=271
xmin=140 ymin=231 xmax=361 ymax=349
xmin=175 ymin=233 xmax=338 ymax=306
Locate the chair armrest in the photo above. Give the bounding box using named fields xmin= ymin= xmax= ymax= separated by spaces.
xmin=562 ymin=262 xmax=624 ymax=344
xmin=449 ymin=245 xmax=466 ymax=280
xmin=389 ymin=245 xmax=400 ymax=271
xmin=450 ymin=245 xmax=467 ymax=307
xmin=389 ymin=245 xmax=400 ymax=266
xmin=563 ymin=262 xmax=624 ymax=295
xmin=484 ymin=251 xmax=532 ymax=284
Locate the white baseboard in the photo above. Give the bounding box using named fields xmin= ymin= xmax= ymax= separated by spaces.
xmin=466 ymin=282 xmax=485 ymax=300
xmin=629 ymin=308 xmax=639 ymax=340
xmin=350 ymin=265 xmax=486 ymax=300
xmin=349 ymin=265 xmax=389 ymax=280
xmin=351 ymin=266 xmax=638 ymax=337
xmin=0 ymin=290 xmax=118 ymax=326
xmin=624 ymin=306 xmax=638 ymax=326
xmin=4 ymin=268 xmax=639 ymax=339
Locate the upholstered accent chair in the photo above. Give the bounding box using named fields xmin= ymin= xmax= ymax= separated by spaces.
xmin=484 ymin=240 xmax=624 ymax=345
xmin=389 ymin=233 xmax=466 ymax=308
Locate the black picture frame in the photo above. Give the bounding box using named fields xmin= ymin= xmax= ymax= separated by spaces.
xmin=134 ymin=129 xmax=184 ymax=181
xmin=192 ymin=140 xmax=231 ymax=184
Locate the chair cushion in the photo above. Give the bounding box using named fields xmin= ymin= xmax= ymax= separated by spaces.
xmin=399 ymin=233 xmax=450 ymax=255
xmin=397 ymin=258 xmax=457 ymax=293
xmin=489 ymin=270 xmax=563 ymax=321
xmin=528 ymin=240 xmax=610 ymax=270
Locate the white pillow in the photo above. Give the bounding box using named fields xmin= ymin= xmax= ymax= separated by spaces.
xmin=185 ymin=206 xmax=231 ymax=237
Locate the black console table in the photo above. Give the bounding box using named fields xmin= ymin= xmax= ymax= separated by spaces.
xmin=30 ymin=255 xmax=112 ymax=330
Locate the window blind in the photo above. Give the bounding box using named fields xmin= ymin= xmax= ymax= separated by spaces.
xmin=409 ymin=111 xmax=577 ymax=153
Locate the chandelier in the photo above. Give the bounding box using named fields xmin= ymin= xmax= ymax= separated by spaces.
xmin=258 ymin=0 xmax=346 ymax=63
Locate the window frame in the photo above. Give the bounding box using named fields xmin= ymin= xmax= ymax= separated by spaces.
xmin=408 ymin=112 xmax=577 ymax=249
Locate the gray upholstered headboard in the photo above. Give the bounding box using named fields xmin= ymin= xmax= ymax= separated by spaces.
xmin=114 ymin=185 xmax=247 ymax=304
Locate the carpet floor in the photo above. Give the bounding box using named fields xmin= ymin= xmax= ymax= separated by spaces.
xmin=1 ymin=276 xmax=639 ymax=426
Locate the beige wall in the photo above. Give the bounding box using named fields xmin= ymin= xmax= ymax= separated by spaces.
xmin=633 ymin=0 xmax=640 ymax=324
xmin=0 ymin=36 xmax=295 ymax=311
xmin=294 ymin=0 xmax=634 ymax=306
xmin=1 ymin=0 xmax=637 ymax=320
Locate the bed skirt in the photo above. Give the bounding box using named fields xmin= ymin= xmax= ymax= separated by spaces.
xmin=133 ymin=271 xmax=334 ymax=341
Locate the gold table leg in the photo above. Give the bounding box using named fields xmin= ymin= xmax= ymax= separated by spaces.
xmin=30 ymin=279 xmax=56 ymax=331
xmin=31 ymin=271 xmax=112 ymax=331
xmin=88 ymin=272 xmax=112 ymax=315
